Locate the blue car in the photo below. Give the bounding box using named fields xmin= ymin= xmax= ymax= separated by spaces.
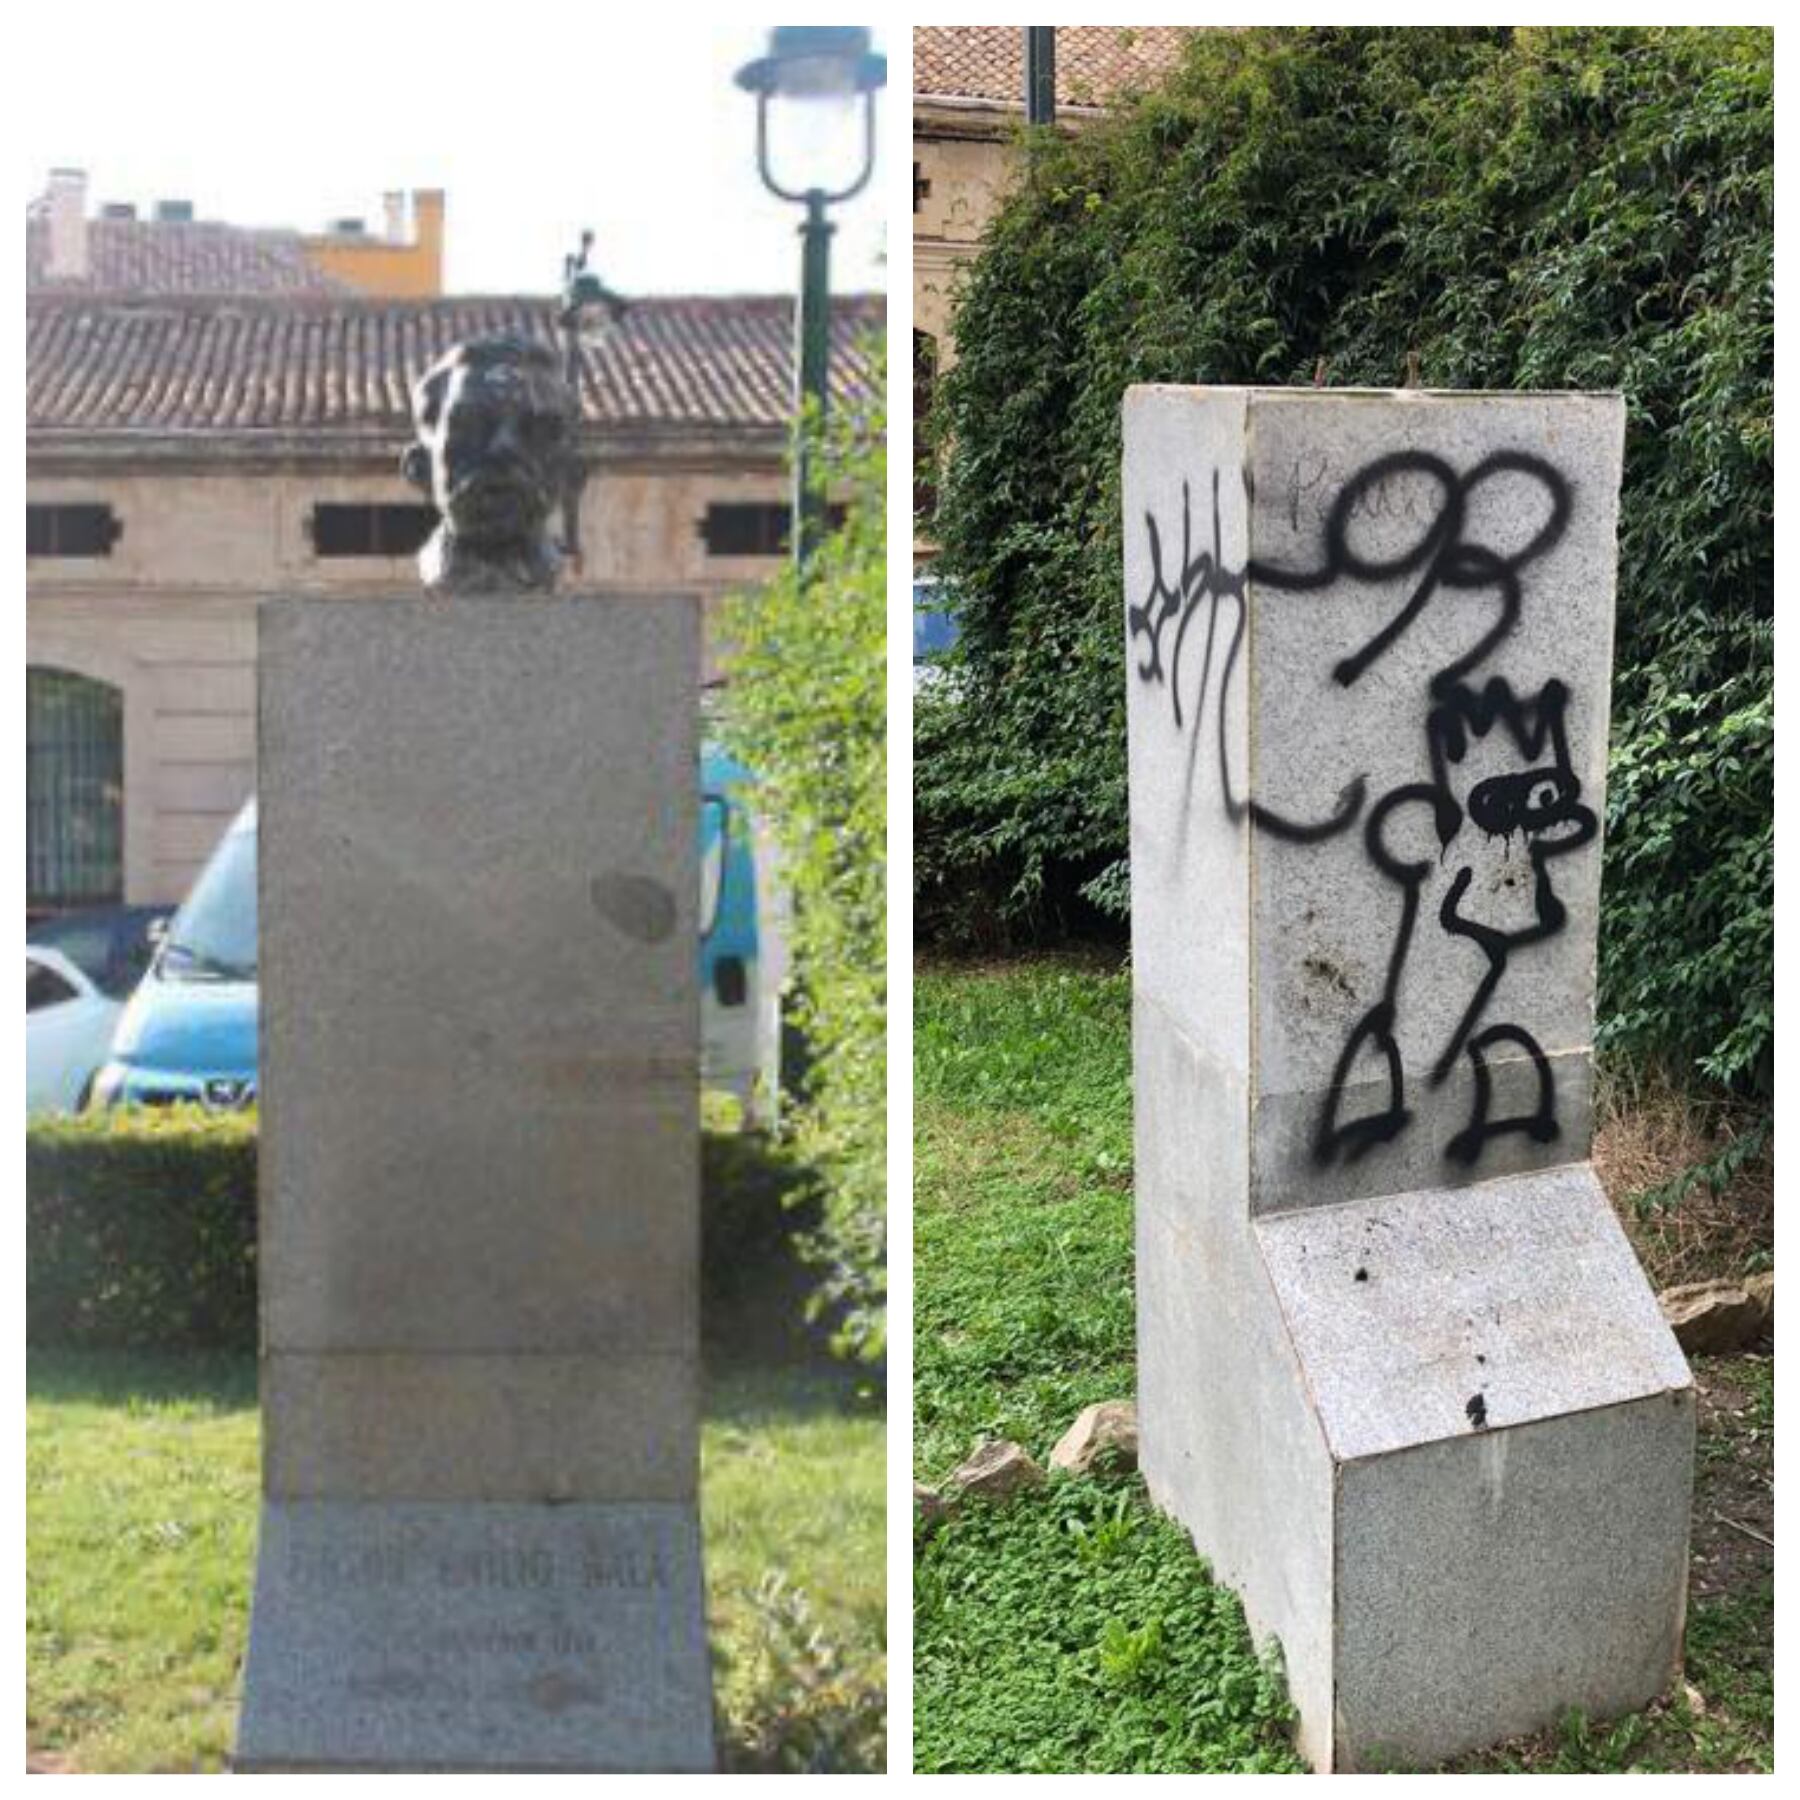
xmin=90 ymin=803 xmax=259 ymax=1110
xmin=700 ymin=744 xmax=786 ymax=1127
xmin=91 ymin=757 xmax=784 ymax=1121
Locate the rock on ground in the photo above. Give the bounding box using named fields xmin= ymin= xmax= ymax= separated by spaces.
xmin=914 ymin=1481 xmax=950 ymax=1536
xmin=1659 ymin=1276 xmax=1773 ymax=1355
xmin=1049 ymin=1400 xmax=1139 ymax=1475
xmin=947 ymin=1439 xmax=1044 ymax=1500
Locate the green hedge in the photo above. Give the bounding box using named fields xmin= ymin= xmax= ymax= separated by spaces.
xmin=919 ymin=26 xmax=1772 ymax=1097
xmin=721 ymin=366 xmax=888 ymax=1363
xmin=27 ymin=1109 xmax=818 ymax=1351
xmin=27 ymin=1107 xmax=259 ymax=1350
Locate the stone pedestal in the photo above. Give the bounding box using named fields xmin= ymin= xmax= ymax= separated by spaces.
xmin=235 ymin=597 xmax=713 ymax=1772
xmin=1123 ymin=388 xmax=1693 ymax=1771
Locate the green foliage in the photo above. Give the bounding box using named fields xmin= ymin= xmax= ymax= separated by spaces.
xmin=914 ymin=1475 xmax=1302 ymax=1773
xmin=722 ymin=367 xmax=887 ymax=1361
xmin=719 ymin=1572 xmax=887 ymax=1773
xmin=1629 ymin=1112 xmax=1771 ymax=1219
xmin=919 ymin=26 xmax=1772 ymax=1095
xmin=26 ymin=1109 xmax=820 ymax=1350
xmin=913 ymin=961 xmax=1134 ymax=1478
xmin=698 ymin=1130 xmax=823 ymax=1313
xmin=27 ymin=1107 xmax=259 ymax=1351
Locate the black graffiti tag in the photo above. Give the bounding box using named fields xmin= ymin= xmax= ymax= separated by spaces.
xmin=1130 ymin=448 xmax=1593 ymax=1170
xmin=1128 ymin=470 xmax=1365 ymax=844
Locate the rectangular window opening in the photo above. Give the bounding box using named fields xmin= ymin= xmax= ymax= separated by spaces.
xmin=699 ymin=501 xmax=848 ymax=558
xmin=27 ymin=504 xmax=121 ymax=558
xmin=310 ymin=504 xmax=439 ymax=558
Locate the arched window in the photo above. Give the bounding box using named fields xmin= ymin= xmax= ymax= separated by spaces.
xmin=27 ymin=667 xmax=123 ymax=911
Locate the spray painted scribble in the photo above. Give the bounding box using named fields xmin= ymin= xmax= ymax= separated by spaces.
xmin=1130 ymin=449 xmax=1595 ymax=1169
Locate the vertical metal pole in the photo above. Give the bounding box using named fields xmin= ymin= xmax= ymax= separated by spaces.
xmin=793 ymin=189 xmax=834 ymax=576
xmin=1025 ymin=27 xmax=1056 ymax=126
xmin=561 ymin=317 xmax=584 ymax=576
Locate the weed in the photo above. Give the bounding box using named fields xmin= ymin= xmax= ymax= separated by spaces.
xmin=718 ymin=1572 xmax=886 ymax=1773
xmin=1067 ymin=1488 xmax=1139 ymax=1565
xmin=914 ymin=1476 xmax=1301 ymax=1773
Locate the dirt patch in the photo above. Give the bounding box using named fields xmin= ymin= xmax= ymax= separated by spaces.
xmin=1689 ymin=1353 xmax=1774 ymax=1602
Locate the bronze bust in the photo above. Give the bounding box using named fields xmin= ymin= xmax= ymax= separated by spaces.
xmin=402 ymin=336 xmax=580 ymax=594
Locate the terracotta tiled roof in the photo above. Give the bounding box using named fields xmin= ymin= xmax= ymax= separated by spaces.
xmin=914 ymin=25 xmax=1193 ymax=109
xmin=26 ymin=293 xmax=885 ymax=435
xmin=26 ymin=216 xmax=353 ymax=296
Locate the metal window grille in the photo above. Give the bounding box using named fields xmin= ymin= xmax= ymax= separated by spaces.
xmin=27 ymin=668 xmax=124 ymax=910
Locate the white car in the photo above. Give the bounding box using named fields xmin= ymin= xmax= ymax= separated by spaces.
xmin=26 ymin=944 xmax=122 ymax=1114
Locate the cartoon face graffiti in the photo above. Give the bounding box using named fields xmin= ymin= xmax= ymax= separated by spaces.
xmin=1131 ymin=448 xmax=1596 ymax=1171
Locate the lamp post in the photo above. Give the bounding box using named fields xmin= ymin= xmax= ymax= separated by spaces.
xmin=736 ymin=26 xmax=885 ymax=574
xmin=556 ymin=230 xmax=629 ymax=575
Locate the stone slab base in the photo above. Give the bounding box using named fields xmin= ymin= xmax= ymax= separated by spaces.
xmin=234 ymin=1500 xmax=714 ymax=1772
xmin=1334 ymin=1389 xmax=1693 ymax=1770
xmin=1135 ymin=999 xmax=1694 ymax=1769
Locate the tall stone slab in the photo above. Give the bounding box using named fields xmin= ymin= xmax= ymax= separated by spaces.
xmin=1124 ymin=388 xmax=1693 ymax=1771
xmin=235 ymin=595 xmax=713 ymax=1772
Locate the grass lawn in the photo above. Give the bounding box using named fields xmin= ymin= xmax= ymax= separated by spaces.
xmin=27 ymin=1345 xmax=885 ymax=1773
xmin=913 ymin=954 xmax=1772 ymax=1775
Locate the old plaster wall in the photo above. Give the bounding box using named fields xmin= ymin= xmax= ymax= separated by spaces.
xmin=912 ymin=126 xmax=1019 ymax=364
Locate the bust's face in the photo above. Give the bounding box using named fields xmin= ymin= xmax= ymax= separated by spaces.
xmin=423 ymin=357 xmax=574 ymax=548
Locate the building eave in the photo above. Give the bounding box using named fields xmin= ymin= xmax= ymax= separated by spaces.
xmin=26 ymin=424 xmax=791 ymax=477
xmin=913 ymin=94 xmax=1110 ymax=140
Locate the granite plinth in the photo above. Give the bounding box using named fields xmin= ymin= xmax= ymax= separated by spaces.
xmin=1125 ymin=389 xmax=1692 ymax=1768
xmin=240 ymin=596 xmax=712 ymax=1771
xmin=234 ymin=1501 xmax=713 ymax=1772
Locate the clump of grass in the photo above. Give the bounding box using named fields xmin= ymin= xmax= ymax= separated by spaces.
xmin=914 ymin=1474 xmax=1302 ymax=1774
xmin=717 ymin=1572 xmax=886 ymax=1773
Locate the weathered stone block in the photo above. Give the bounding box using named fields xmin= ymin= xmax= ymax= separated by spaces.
xmin=1334 ymin=1391 xmax=1693 ymax=1770
xmin=235 ymin=1501 xmax=713 ymax=1772
xmin=1125 ymin=388 xmax=1692 ymax=1769
xmin=1049 ymin=1400 xmax=1138 ymax=1475
xmin=239 ymin=596 xmax=712 ymax=1772
xmin=1660 ymin=1278 xmax=1770 ymax=1355
xmin=948 ymin=1439 xmax=1045 ymax=1500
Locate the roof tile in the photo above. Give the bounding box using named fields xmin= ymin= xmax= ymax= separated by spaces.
xmin=914 ymin=25 xmax=1193 ymax=109
xmin=26 ymin=293 xmax=885 ymax=435
xmin=26 ymin=216 xmax=353 ymax=296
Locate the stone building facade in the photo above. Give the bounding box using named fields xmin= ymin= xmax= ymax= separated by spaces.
xmin=911 ymin=27 xmax=1192 ymax=561
xmin=26 ymin=292 xmax=882 ymax=910
xmin=911 ymin=27 xmax=1193 ymax=369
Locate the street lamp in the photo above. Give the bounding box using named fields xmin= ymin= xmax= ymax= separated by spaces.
xmin=556 ymin=230 xmax=629 ymax=574
xmin=736 ymin=26 xmax=885 ymax=573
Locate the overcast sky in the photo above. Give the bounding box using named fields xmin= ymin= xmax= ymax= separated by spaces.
xmin=18 ymin=4 xmax=888 ymax=300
